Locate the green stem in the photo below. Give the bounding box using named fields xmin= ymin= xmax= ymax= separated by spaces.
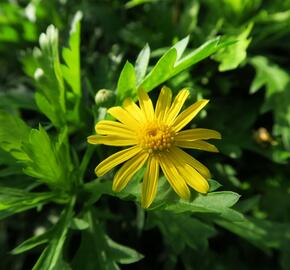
xmin=79 ymin=145 xmax=95 ymax=182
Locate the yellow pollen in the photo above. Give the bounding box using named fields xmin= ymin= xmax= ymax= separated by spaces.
xmin=139 ymin=122 xmax=175 ymax=153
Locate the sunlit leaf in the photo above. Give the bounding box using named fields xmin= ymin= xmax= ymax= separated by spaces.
xmin=21 ymin=126 xmax=71 ymax=190
xmin=135 ymin=43 xmax=150 ymax=84
xmin=117 ymin=61 xmax=136 ymax=103
xmin=214 ymin=23 xmax=253 ymax=71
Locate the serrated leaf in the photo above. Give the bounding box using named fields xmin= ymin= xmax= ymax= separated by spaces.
xmin=21 ymin=126 xmax=70 ymax=190
xmin=0 ymin=111 xmax=30 ymax=160
xmin=35 ymin=92 xmax=59 ymax=126
xmin=33 ymin=25 xmax=66 ymax=127
xmin=31 ymin=13 xmax=83 ymax=128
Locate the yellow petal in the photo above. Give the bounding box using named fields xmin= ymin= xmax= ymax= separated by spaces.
xmin=87 ymin=135 xmax=136 ymax=146
xmin=107 ymin=106 xmax=141 ymax=131
xmin=159 ymin=154 xmax=190 ymax=200
xmin=165 ymin=89 xmax=190 ymax=125
xmin=141 ymin=155 xmax=159 ymax=208
xmin=123 ymin=98 xmax=146 ymax=123
xmin=155 ymin=86 xmax=172 ymax=121
xmin=167 ymin=152 xmax=209 ymax=193
xmin=138 ymin=89 xmax=155 ymax=121
xmin=95 ymin=146 xmax=141 ymax=176
xmin=113 ymin=151 xmax=149 ymax=192
xmin=171 ymin=146 xmax=211 ymax=179
xmin=175 ymin=128 xmax=221 ymax=141
xmin=95 ymin=120 xmax=135 ymax=138
xmin=172 ymin=100 xmax=209 ymax=131
xmin=176 ymin=140 xmax=219 ymax=152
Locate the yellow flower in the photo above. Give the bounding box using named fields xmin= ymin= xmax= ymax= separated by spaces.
xmin=88 ymin=87 xmax=221 ymax=208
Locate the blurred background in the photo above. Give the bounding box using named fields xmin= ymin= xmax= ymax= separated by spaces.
xmin=1 ymin=0 xmax=290 ymax=269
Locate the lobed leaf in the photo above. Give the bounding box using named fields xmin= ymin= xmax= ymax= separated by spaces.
xmin=21 ymin=126 xmax=71 ymax=190
xmin=214 ymin=23 xmax=253 ymax=71
xmin=0 ymin=111 xmax=30 ymax=160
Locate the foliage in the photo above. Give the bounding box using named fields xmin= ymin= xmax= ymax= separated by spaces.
xmin=1 ymin=0 xmax=290 ymax=269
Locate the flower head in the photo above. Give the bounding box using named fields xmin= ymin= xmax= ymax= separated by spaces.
xmin=88 ymin=87 xmax=221 ymax=208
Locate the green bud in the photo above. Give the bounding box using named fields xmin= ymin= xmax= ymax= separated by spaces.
xmin=94 ymin=89 xmax=115 ymax=107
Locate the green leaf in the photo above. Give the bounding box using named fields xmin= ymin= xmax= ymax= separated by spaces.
xmin=70 ymin=218 xmax=89 ymax=230
xmin=117 ymin=61 xmax=136 ymax=103
xmin=249 ymin=56 xmax=290 ymax=149
xmin=215 ymin=217 xmax=290 ymax=252
xmin=250 ymin=56 xmax=289 ymax=95
xmin=235 ymin=195 xmax=260 ymax=213
xmin=208 ymin=179 xmax=222 ymax=192
xmin=135 ymin=43 xmax=150 ymax=84
xmin=0 ymin=187 xmax=57 ymax=220
xmin=149 ymin=212 xmax=216 ymax=254
xmin=72 ymin=209 xmax=143 ymax=270
xmin=115 ymin=36 xmax=233 ymax=102
xmin=161 ymin=191 xmax=243 ymax=221
xmin=138 ymin=37 xmax=231 ymax=92
xmin=21 ymin=126 xmax=70 ymax=190
xmin=28 ymin=13 xmax=83 ymax=128
xmin=35 ymin=92 xmax=60 ymax=127
xmin=12 ymin=230 xmax=51 ymax=255
xmin=61 ymin=11 xmax=82 ymax=97
xmin=0 ymin=111 xmax=30 ymax=160
xmin=0 ymin=88 xmax=36 ymax=111
xmin=61 ymin=11 xmax=82 ymax=125
xmin=214 ymin=23 xmax=253 ymax=71
xmin=33 ymin=25 xmax=66 ymax=127
xmin=32 ymin=198 xmax=75 ymax=270
xmin=125 ymin=0 xmax=157 ymax=8
xmin=171 ymin=37 xmax=231 ymax=76
xmin=138 ymin=48 xmax=177 ymax=92
xmin=107 ymin=237 xmax=144 ymax=264
xmin=173 ymin=36 xmax=190 ymax=61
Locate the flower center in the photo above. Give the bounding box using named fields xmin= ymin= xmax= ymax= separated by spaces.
xmin=139 ymin=122 xmax=175 ymax=153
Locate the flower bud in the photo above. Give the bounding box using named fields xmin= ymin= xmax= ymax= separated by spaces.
xmin=95 ymin=89 xmax=115 ymax=107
